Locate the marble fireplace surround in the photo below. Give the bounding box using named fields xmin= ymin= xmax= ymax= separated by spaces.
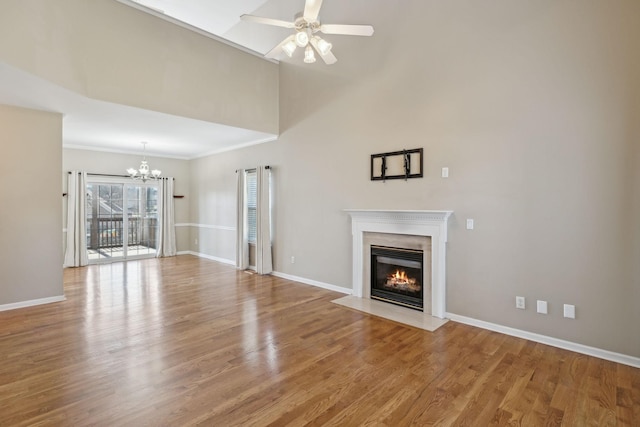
xmin=343 ymin=210 xmax=453 ymax=324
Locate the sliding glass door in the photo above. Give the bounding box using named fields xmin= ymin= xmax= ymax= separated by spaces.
xmin=86 ymin=179 xmax=159 ymax=262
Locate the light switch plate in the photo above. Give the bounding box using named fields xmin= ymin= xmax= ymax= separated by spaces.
xmin=537 ymin=300 xmax=548 ymax=314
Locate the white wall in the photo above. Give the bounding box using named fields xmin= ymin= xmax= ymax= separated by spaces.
xmin=0 ymin=105 xmax=63 ymax=305
xmin=190 ymin=0 xmax=640 ymax=358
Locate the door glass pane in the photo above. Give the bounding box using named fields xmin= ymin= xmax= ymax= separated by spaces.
xmin=86 ymin=181 xmax=158 ymax=262
xmin=87 ymin=183 xmax=124 ymax=260
xmin=127 ymin=186 xmax=158 ymax=257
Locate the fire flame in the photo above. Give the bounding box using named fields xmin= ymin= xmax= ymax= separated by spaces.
xmin=385 ymin=269 xmax=419 ymax=291
xmin=393 ymin=270 xmax=408 ymax=281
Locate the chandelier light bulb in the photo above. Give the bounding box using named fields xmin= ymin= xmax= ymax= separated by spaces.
xmin=295 ymin=30 xmax=309 ymax=47
xmin=304 ymin=45 xmax=316 ymax=63
xmin=139 ymin=160 xmax=150 ymax=174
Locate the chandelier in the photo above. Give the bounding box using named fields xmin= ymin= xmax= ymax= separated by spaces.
xmin=126 ymin=141 xmax=161 ymax=182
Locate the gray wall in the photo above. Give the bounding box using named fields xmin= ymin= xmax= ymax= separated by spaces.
xmin=189 ymin=0 xmax=640 ymax=357
xmin=0 ymin=104 xmax=63 ymax=305
xmin=0 ymin=0 xmax=278 ymax=134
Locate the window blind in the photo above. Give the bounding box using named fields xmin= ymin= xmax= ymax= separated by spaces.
xmin=246 ymin=170 xmax=257 ymax=243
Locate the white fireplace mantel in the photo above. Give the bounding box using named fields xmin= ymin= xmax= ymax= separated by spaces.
xmin=345 ymin=209 xmax=453 ymax=319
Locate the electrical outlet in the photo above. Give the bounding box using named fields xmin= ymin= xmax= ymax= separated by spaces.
xmin=516 ymin=296 xmax=525 ymax=310
xmin=290 ymin=256 xmax=295 ymax=264
xmin=466 ymin=219 xmax=474 ymax=230
xmin=563 ymin=304 xmax=575 ymax=319
xmin=537 ymin=300 xmax=548 ymax=314
xmin=195 ymin=238 xmax=198 ymax=245
xmin=442 ymin=167 xmax=449 ymax=178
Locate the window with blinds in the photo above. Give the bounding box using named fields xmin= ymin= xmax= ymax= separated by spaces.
xmin=246 ymin=170 xmax=257 ymax=243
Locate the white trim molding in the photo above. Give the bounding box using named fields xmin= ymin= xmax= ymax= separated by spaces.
xmin=271 ymin=271 xmax=351 ymax=295
xmin=176 ymin=223 xmax=236 ymax=231
xmin=182 ymin=251 xmax=349 ymax=294
xmin=345 ymin=209 xmax=453 ymax=319
xmin=0 ymin=295 xmax=66 ymax=312
xmin=180 ymin=251 xmax=235 ymax=265
xmin=447 ymin=312 xmax=640 ymax=369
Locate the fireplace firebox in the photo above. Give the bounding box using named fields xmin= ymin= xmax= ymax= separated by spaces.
xmin=370 ymin=245 xmax=423 ymax=310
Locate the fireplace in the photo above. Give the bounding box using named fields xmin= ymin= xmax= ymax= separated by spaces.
xmin=371 ymin=245 xmax=423 ymax=310
xmin=345 ymin=210 xmax=453 ymax=319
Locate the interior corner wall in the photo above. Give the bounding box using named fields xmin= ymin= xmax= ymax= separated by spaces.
xmin=62 ymin=148 xmax=191 ymax=255
xmin=190 ymin=0 xmax=640 ymax=358
xmin=0 ymin=104 xmax=63 ymax=305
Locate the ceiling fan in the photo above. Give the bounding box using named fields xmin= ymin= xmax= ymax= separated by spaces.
xmin=241 ymin=0 xmax=374 ymax=64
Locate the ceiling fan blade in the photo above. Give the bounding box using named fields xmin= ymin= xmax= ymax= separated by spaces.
xmin=303 ymin=0 xmax=323 ymax=21
xmin=240 ymin=14 xmax=295 ymax=29
xmin=320 ymin=24 xmax=374 ymax=36
xmin=310 ymin=38 xmax=337 ymax=64
xmin=265 ymin=34 xmax=296 ymax=59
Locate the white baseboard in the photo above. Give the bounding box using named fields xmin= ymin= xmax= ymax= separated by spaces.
xmin=271 ymin=271 xmax=352 ymax=295
xmin=175 ymin=223 xmax=235 ymax=231
xmin=184 ymin=251 xmax=350 ymax=294
xmin=0 ymin=295 xmax=66 ymax=312
xmin=446 ymin=312 xmax=640 ymax=369
xmin=179 ymin=251 xmax=235 ymax=265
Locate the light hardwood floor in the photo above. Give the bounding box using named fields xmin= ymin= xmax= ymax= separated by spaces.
xmin=0 ymin=255 xmax=638 ymax=426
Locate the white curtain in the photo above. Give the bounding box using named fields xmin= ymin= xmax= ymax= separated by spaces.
xmin=235 ymin=170 xmax=249 ymax=270
xmin=157 ymin=177 xmax=177 ymax=257
xmin=255 ymin=166 xmax=273 ymax=274
xmin=64 ymin=171 xmax=88 ymax=267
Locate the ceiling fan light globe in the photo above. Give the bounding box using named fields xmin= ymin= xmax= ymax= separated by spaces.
xmin=295 ymin=31 xmax=309 ymax=47
xmin=282 ymin=40 xmax=297 ymax=57
xmin=317 ymin=38 xmax=332 ymax=55
xmin=304 ymin=45 xmax=316 ymax=63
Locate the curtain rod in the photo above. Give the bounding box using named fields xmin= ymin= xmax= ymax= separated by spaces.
xmin=66 ymin=172 xmax=127 ymax=178
xmin=63 ymin=172 xmax=179 ymax=197
xmin=67 ymin=172 xmax=173 ymax=180
xmin=235 ymin=166 xmax=270 ymax=173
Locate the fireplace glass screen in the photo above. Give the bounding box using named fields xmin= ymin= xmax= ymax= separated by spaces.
xmin=371 ymin=245 xmax=423 ymax=310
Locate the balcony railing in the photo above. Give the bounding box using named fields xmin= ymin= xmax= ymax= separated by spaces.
xmin=87 ymin=216 xmax=158 ymax=249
